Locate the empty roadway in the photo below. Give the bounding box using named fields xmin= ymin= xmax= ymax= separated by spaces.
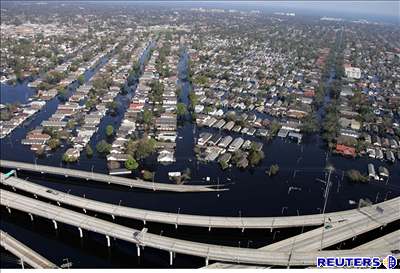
xmin=0 ymin=160 xmax=224 ymax=192
xmin=2 ymin=173 xmax=399 ymax=229
xmin=0 ymin=230 xmax=58 ymax=269
xmin=1 ymin=189 xmax=397 ymax=266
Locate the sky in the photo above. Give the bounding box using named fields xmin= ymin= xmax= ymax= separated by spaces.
xmin=251 ymin=1 xmax=400 ymax=18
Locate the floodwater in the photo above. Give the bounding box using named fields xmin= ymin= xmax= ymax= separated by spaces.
xmin=1 ymin=47 xmax=399 ymax=268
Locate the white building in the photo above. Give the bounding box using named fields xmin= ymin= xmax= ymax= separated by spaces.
xmin=345 ymin=67 xmax=361 ymax=79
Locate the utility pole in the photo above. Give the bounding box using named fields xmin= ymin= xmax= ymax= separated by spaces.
xmin=320 ymin=167 xmax=333 ymax=251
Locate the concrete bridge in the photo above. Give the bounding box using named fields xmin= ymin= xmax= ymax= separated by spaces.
xmin=0 ymin=160 xmax=224 ymax=192
xmin=1 ymin=189 xmax=398 ymax=267
xmin=0 ymin=230 xmax=58 ymax=269
xmin=2 ymin=174 xmax=399 ymax=230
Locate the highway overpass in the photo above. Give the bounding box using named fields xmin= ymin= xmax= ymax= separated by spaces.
xmin=0 ymin=230 xmax=58 ymax=269
xmin=1 ymin=189 xmax=397 ymax=267
xmin=0 ymin=160 xmax=224 ymax=192
xmin=2 ymin=174 xmax=399 ymax=230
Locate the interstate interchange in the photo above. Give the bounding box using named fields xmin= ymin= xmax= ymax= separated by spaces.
xmin=0 ymin=166 xmax=399 ymax=268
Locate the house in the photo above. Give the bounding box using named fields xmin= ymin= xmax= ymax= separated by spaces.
xmin=340 ymin=86 xmax=354 ymax=97
xmin=157 ymin=149 xmax=176 ymax=163
xmin=198 ymin=132 xmax=213 ymax=146
xmin=223 ymin=121 xmax=235 ymax=131
xmin=218 ymin=136 xmax=233 ymax=148
xmin=208 ymin=134 xmax=222 ymax=146
xmin=277 ymin=128 xmax=290 ymax=138
xmin=288 ymin=132 xmax=303 ymax=143
xmin=228 ymin=137 xmax=244 ymax=152
xmin=106 ymin=153 xmax=130 ymax=162
xmin=335 ymin=144 xmax=356 ymax=157
xmin=205 ymin=146 xmax=224 ymax=161
xmin=156 ymin=131 xmax=177 ymax=142
xmin=218 ymin=153 xmax=232 ymax=164
xmin=64 ymin=148 xmax=80 ymax=161
xmin=368 ymin=163 xmax=378 ymax=180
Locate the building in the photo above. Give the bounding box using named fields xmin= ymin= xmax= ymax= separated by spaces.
xmin=345 ymin=66 xmax=361 ymax=79
xmin=335 ymin=144 xmax=356 ymax=157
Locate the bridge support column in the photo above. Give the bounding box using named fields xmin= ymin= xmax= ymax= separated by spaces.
xmin=6 ymin=207 xmax=11 ymax=214
xmin=57 ymin=201 xmax=61 ymax=206
xmin=208 ymin=226 xmax=211 ymax=232
xmin=136 ymin=245 xmax=141 ymax=257
xmin=175 ymin=223 xmax=178 ymax=229
xmin=12 ymin=187 xmax=16 ymax=192
xmin=52 ymin=220 xmax=58 ymax=230
xmin=78 ymin=227 xmax=83 ymax=238
xmin=205 ymin=257 xmax=209 ymax=266
xmin=20 ymin=259 xmax=24 ymax=269
xmin=83 ymin=208 xmax=87 ymax=214
xmin=241 ymin=228 xmax=245 ymax=233
xmin=111 ymin=215 xmax=115 ymax=220
xmin=106 ymin=235 xmax=110 ymax=247
xmin=143 ymin=220 xmax=146 ymax=225
xmin=34 ymin=194 xmax=37 ymax=199
xmin=352 ymin=236 xmax=357 ymax=241
xmin=169 ymin=251 xmax=174 ymax=266
xmin=270 ymin=228 xmax=273 ymax=232
xmin=28 ymin=213 xmax=34 ymax=221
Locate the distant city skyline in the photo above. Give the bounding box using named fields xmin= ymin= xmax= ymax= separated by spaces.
xmin=2 ymin=1 xmax=399 ymax=19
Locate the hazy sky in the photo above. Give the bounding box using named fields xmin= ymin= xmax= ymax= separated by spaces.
xmin=251 ymin=1 xmax=399 ymax=18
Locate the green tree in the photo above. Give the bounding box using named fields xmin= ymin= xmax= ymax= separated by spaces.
xmin=176 ymin=103 xmax=187 ymax=117
xmin=142 ymin=170 xmax=154 ymax=181
xmin=248 ymin=149 xmax=264 ymax=167
xmin=135 ymin=138 xmax=157 ymax=159
xmin=86 ymin=144 xmax=94 ymax=157
xmin=142 ymin=109 xmax=153 ymax=126
xmin=268 ymin=164 xmax=280 ymax=176
xmin=77 ymin=74 xmax=85 ymax=85
xmin=47 ymin=138 xmax=60 ymax=150
xmin=301 ymin=114 xmax=319 ymax=134
xmin=269 ymin=121 xmax=281 ymax=136
xmin=105 ymin=125 xmax=114 ymax=137
xmin=125 ymin=156 xmax=139 ymax=170
xmin=96 ymin=140 xmax=111 ymax=154
xmin=346 ymin=169 xmax=368 ymax=183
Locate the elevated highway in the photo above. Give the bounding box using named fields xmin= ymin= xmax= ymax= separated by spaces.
xmin=0 ymin=230 xmax=58 ymax=269
xmin=0 ymin=160 xmax=224 ymax=192
xmin=355 ymin=230 xmax=400 ymax=251
xmin=2 ymin=174 xmax=399 ymax=230
xmin=1 ymin=189 xmax=397 ymax=266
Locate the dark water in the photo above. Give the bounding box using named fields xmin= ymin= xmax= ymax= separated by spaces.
xmin=1 ymin=48 xmax=399 ymax=268
xmin=0 ymin=82 xmax=36 ymax=105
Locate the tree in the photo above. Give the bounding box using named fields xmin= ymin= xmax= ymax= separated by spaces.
xmin=269 ymin=121 xmax=281 ymax=136
xmin=86 ymin=144 xmax=93 ymax=157
xmin=346 ymin=169 xmax=368 ymax=183
xmin=142 ymin=109 xmax=153 ymax=126
xmin=96 ymin=140 xmax=111 ymax=154
xmin=47 ymin=138 xmax=60 ymax=150
xmin=189 ymin=92 xmax=198 ymax=108
xmin=125 ymin=156 xmax=139 ymax=170
xmin=268 ymin=164 xmax=280 ymax=176
xmin=142 ymin=170 xmax=154 ymax=181
xmin=105 ymin=125 xmax=114 ymax=137
xmin=301 ymin=114 xmax=319 ymax=134
xmin=176 ymin=103 xmax=187 ymax=117
xmin=248 ymin=149 xmax=264 ymax=167
xmin=135 ymin=138 xmax=157 ymax=160
xmin=62 ymin=152 xmax=77 ymax=163
xmin=219 ymin=160 xmax=229 ymax=170
xmin=77 ymin=74 xmax=85 ymax=85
